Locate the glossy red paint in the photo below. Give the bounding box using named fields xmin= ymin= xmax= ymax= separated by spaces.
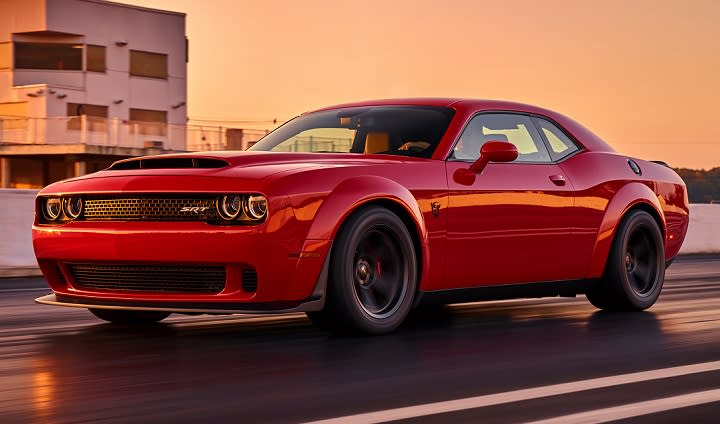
xmin=468 ymin=140 xmax=519 ymax=173
xmin=32 ymin=98 xmax=689 ymax=317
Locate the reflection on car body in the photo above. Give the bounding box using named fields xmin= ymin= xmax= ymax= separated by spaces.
xmin=33 ymin=98 xmax=689 ymax=334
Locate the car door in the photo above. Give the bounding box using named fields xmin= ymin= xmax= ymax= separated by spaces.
xmin=444 ymin=112 xmax=584 ymax=288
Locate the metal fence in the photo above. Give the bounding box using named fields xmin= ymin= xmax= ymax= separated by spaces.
xmin=0 ymin=116 xmax=271 ymax=152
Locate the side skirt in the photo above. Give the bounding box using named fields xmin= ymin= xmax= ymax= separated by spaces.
xmin=417 ymin=279 xmax=597 ymax=305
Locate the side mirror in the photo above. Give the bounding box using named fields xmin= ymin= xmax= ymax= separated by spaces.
xmin=469 ymin=141 xmax=518 ymax=173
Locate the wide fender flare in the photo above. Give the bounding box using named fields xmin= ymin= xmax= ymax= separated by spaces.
xmin=589 ymin=182 xmax=665 ymax=277
xmin=304 ymin=175 xmax=430 ymax=288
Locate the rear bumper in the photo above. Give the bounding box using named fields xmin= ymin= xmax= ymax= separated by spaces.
xmin=32 ymin=221 xmax=331 ymax=306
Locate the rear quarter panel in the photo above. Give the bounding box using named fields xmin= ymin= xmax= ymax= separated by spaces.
xmin=559 ymin=152 xmax=689 ymax=278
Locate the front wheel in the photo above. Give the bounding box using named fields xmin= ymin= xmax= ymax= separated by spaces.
xmin=586 ymin=210 xmax=665 ymax=311
xmin=317 ymin=207 xmax=418 ymax=335
xmin=89 ymin=308 xmax=171 ymax=324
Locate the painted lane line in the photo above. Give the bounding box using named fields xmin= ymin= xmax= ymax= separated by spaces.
xmin=304 ymin=360 xmax=720 ymax=424
xmin=525 ymin=388 xmax=720 ymax=424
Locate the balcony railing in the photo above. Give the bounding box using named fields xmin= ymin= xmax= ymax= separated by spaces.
xmin=0 ymin=116 xmax=270 ymax=152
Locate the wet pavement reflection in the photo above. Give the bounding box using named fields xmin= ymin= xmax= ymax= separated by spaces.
xmin=1 ymin=258 xmax=719 ymax=423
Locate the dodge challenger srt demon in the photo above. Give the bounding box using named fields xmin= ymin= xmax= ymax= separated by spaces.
xmin=33 ymin=98 xmax=689 ymax=334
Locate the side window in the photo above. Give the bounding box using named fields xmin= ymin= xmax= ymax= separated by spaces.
xmin=532 ymin=117 xmax=580 ymax=161
xmin=451 ymin=113 xmax=551 ymax=163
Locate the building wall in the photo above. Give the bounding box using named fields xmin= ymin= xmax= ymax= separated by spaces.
xmin=0 ymin=0 xmax=47 ymax=40
xmin=0 ymin=0 xmax=187 ymax=125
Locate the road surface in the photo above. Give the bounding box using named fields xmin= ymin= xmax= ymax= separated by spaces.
xmin=1 ymin=256 xmax=719 ymax=423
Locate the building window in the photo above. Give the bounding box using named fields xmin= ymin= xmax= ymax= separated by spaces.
xmin=67 ymin=103 xmax=109 ymax=131
xmin=129 ymin=108 xmax=167 ymax=136
xmin=14 ymin=42 xmax=82 ymax=71
xmin=86 ymin=45 xmax=106 ymax=72
xmin=130 ymin=50 xmax=168 ymax=79
xmin=0 ymin=42 xmax=11 ymax=70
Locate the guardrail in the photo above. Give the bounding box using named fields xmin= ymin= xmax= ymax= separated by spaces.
xmin=1 ymin=189 xmax=718 ymax=277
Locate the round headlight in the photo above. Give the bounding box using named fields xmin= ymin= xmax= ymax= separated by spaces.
xmin=245 ymin=195 xmax=268 ymax=220
xmin=64 ymin=196 xmax=83 ymax=219
xmin=218 ymin=194 xmax=242 ymax=219
xmin=43 ymin=197 xmax=62 ymax=221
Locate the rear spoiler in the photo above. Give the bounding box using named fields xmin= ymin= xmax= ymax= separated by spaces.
xmin=650 ymin=160 xmax=670 ymax=168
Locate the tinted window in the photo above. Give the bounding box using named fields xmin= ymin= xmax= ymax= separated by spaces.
xmin=67 ymin=103 xmax=108 ymax=118
xmin=87 ymin=45 xmax=106 ymax=72
xmin=129 ymin=108 xmax=168 ymax=136
xmin=14 ymin=42 xmax=82 ymax=70
xmin=130 ymin=50 xmax=168 ymax=79
xmin=451 ymin=113 xmax=551 ymax=163
xmin=250 ymin=106 xmax=455 ymax=158
xmin=532 ymin=117 xmax=580 ymax=161
xmin=66 ymin=103 xmax=108 ymax=131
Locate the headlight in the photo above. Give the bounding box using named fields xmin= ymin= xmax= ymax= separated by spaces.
xmin=245 ymin=195 xmax=268 ymax=220
xmin=43 ymin=198 xmax=62 ymax=221
xmin=64 ymin=196 xmax=83 ymax=219
xmin=218 ymin=194 xmax=242 ymax=219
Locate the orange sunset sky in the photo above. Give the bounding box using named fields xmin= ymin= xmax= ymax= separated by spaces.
xmin=122 ymin=0 xmax=720 ymax=169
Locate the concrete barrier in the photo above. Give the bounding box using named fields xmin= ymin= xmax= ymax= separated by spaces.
xmin=0 ymin=189 xmax=718 ymax=277
xmin=0 ymin=189 xmax=41 ymax=277
xmin=679 ymin=204 xmax=720 ymax=255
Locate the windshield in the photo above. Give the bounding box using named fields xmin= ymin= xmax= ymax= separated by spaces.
xmin=249 ymin=106 xmax=455 ymax=158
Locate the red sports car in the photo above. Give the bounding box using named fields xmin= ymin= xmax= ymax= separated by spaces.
xmin=33 ymin=99 xmax=689 ymax=334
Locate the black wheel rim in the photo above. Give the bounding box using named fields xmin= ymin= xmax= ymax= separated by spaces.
xmin=624 ymin=224 xmax=658 ymax=297
xmin=351 ymin=226 xmax=408 ymax=319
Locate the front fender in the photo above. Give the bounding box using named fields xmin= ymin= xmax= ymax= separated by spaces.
xmin=589 ymin=182 xmax=665 ymax=277
xmin=304 ymin=175 xmax=431 ymax=289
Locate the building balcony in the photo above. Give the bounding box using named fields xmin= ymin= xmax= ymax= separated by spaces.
xmin=0 ymin=115 xmax=268 ymax=154
xmin=13 ymin=69 xmax=85 ymax=90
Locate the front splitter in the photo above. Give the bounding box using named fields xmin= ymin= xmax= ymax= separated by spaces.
xmin=35 ymin=293 xmax=324 ymax=315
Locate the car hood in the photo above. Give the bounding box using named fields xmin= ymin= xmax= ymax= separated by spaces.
xmin=103 ymin=151 xmax=411 ymax=178
xmin=39 ymin=151 xmax=415 ymax=195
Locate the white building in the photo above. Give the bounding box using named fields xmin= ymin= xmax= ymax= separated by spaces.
xmin=0 ymin=0 xmax=188 ymax=188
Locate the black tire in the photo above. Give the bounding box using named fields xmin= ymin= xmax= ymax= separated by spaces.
xmin=586 ymin=210 xmax=665 ymax=311
xmin=89 ymin=308 xmax=171 ymax=324
xmin=319 ymin=207 xmax=418 ymax=335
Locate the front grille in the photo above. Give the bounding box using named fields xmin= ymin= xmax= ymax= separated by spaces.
xmin=68 ymin=263 xmax=226 ymax=293
xmin=83 ymin=197 xmax=219 ymax=221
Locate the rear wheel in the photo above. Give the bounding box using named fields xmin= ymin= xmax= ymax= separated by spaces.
xmin=586 ymin=210 xmax=665 ymax=311
xmin=312 ymin=207 xmax=418 ymax=335
xmin=89 ymin=308 xmax=171 ymax=324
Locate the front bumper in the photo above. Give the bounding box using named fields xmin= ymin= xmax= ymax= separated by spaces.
xmin=33 ymin=221 xmax=331 ymax=308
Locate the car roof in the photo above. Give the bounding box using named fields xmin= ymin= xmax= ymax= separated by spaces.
xmin=308 ymin=98 xmax=616 ymax=153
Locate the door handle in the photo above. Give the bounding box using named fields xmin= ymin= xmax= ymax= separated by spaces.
xmin=549 ymin=175 xmax=566 ymax=186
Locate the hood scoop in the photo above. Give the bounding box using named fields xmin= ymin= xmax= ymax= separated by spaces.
xmin=108 ymin=157 xmax=229 ymax=170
